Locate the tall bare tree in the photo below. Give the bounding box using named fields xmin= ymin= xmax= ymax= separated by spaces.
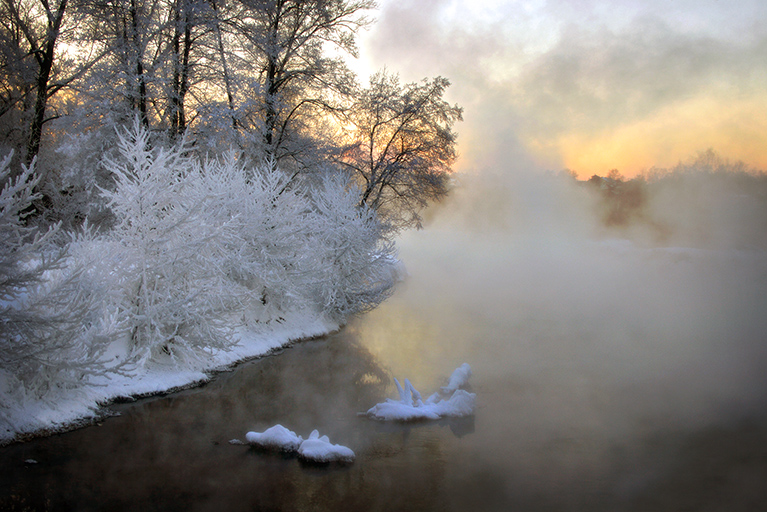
xmin=338 ymin=71 xmax=462 ymax=229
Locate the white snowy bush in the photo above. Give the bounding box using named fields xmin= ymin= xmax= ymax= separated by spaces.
xmin=193 ymin=162 xmax=398 ymax=325
xmin=308 ymin=173 xmax=398 ymax=319
xmin=191 ymin=153 xmax=318 ymax=325
xmin=1 ymin=119 xmax=399 ymax=441
xmin=97 ymin=120 xmax=398 ymax=368
xmin=98 ymin=121 xmax=242 ymax=367
xmin=180 ymin=148 xmax=397 ymax=327
xmin=0 ymin=153 xmax=121 ymax=404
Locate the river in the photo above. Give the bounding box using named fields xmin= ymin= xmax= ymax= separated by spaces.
xmin=2 ymin=225 xmax=767 ymax=511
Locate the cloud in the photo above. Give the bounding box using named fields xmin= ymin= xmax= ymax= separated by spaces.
xmin=515 ymin=18 xmax=767 ymax=134
xmin=364 ymin=1 xmax=767 ymax=175
xmin=366 ymin=0 xmax=514 ymax=83
xmin=512 ymin=19 xmax=767 ymax=173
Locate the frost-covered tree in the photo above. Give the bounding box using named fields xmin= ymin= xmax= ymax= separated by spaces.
xmin=0 ymin=153 xmax=57 ymax=297
xmin=187 ymin=155 xmax=396 ymax=323
xmin=0 ymin=0 xmax=69 ymax=163
xmin=308 ymin=171 xmax=396 ymax=318
xmin=0 ymin=152 xmax=121 ymax=402
xmin=98 ymin=120 xmax=241 ymax=367
xmin=0 ymin=0 xmax=106 ymax=165
xmin=97 ymin=119 xmax=397 ymax=363
xmin=187 ymin=151 xmax=316 ymax=322
xmin=2 ymin=109 xmax=401 ymax=442
xmin=225 ymin=0 xmax=374 ymax=165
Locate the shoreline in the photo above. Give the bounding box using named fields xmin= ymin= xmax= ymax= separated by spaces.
xmin=1 ymin=314 xmax=341 ymax=447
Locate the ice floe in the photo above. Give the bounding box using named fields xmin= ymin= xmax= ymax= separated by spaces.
xmin=364 ymin=363 xmax=476 ymax=421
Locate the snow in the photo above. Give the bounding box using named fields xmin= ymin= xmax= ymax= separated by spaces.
xmin=1 ymin=314 xmax=339 ymax=445
xmin=441 ymin=363 xmax=472 ymax=394
xmin=297 ymin=430 xmax=356 ymax=464
xmin=245 ymin=424 xmax=303 ymax=452
xmin=244 ymin=426 xmax=355 ymax=463
xmin=365 ymin=364 xmax=476 ymax=422
xmin=364 ymin=399 xmax=442 ymax=422
xmin=426 ymin=389 xmax=476 ymax=418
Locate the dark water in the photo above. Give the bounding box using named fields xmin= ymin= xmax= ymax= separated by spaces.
xmin=0 ymin=331 xmax=477 ymax=512
xmin=2 ymin=323 xmax=766 ymax=511
xmin=3 ymin=231 xmax=767 ymax=511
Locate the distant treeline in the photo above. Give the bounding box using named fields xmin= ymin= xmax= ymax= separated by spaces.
xmin=578 ymin=149 xmax=767 ymax=248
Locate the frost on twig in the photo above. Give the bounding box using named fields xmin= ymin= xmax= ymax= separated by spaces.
xmin=1 ymin=151 xmax=126 ymax=402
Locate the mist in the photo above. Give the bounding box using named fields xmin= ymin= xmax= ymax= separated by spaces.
xmin=357 ymin=153 xmax=767 ymax=460
xmin=354 ymin=1 xmax=767 ymax=478
xmin=361 ymin=0 xmax=767 ymax=424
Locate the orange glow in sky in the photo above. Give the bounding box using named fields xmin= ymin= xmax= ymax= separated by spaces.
xmin=357 ymin=0 xmax=767 ymax=178
xmin=542 ymin=94 xmax=767 ymax=178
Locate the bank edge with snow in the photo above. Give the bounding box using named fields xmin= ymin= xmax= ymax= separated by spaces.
xmin=0 ymin=313 xmax=340 ymax=446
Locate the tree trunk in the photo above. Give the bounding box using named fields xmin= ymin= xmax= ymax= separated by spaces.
xmin=24 ymin=0 xmax=68 ymax=164
xmin=263 ymin=4 xmax=282 ymax=154
xmin=170 ymin=1 xmax=181 ymax=135
xmin=210 ymin=0 xmax=236 ymax=129
xmin=170 ymin=0 xmax=192 ymax=138
xmin=130 ymin=0 xmax=148 ymax=126
xmin=180 ymin=15 xmax=191 ymax=130
xmin=264 ymin=59 xmax=278 ymax=151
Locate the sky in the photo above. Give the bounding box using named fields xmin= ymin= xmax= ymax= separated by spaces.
xmin=352 ymin=0 xmax=767 ymax=178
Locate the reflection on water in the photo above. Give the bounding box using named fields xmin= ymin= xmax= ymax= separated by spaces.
xmin=2 ymin=231 xmax=767 ymax=510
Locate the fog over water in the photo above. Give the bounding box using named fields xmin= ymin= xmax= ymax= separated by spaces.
xmin=359 ymin=157 xmax=767 ymax=447
xmin=342 ymin=160 xmax=766 ymax=506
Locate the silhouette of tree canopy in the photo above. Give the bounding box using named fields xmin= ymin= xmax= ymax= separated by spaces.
xmin=338 ymin=71 xmax=463 ymax=229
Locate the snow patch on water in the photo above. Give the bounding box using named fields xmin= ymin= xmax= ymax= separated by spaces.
xmin=297 ymin=430 xmax=356 ymax=464
xmin=245 ymin=424 xmax=303 ymax=452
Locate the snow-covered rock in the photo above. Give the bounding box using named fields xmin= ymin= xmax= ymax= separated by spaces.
xmin=297 ymin=430 xmax=356 ymax=464
xmin=427 ymin=389 xmax=476 ymax=418
xmin=245 ymin=424 xmax=303 ymax=452
xmin=244 ymin=425 xmax=355 ymax=463
xmin=364 ymin=399 xmax=442 ymax=422
xmin=365 ymin=364 xmax=476 ymax=421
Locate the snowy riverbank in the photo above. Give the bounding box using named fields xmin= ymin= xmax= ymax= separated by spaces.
xmin=1 ymin=313 xmax=340 ymax=446
xmin=1 ymin=125 xmax=402 ymax=447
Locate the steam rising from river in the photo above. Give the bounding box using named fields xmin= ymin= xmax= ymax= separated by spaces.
xmin=357 ymin=159 xmax=767 ymax=454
